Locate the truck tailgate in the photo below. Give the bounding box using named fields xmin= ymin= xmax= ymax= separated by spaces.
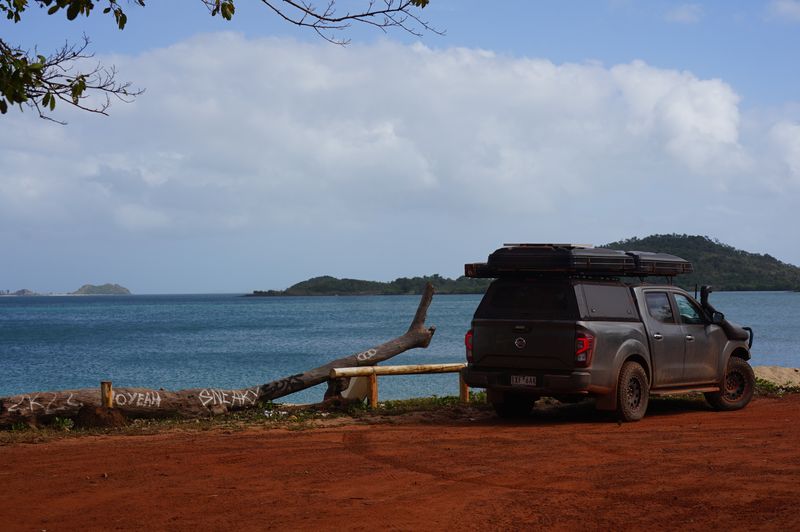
xmin=472 ymin=319 xmax=576 ymax=371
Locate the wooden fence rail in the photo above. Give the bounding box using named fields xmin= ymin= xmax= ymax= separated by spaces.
xmin=330 ymin=363 xmax=469 ymax=408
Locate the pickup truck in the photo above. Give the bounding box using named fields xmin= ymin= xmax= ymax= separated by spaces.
xmin=462 ymin=244 xmax=755 ymax=421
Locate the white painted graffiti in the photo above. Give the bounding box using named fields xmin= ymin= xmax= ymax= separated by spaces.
xmin=114 ymin=391 xmax=161 ymax=408
xmin=198 ymin=388 xmax=259 ymax=408
xmin=4 ymin=392 xmax=83 ymax=415
xmin=356 ymin=348 xmax=378 ymax=362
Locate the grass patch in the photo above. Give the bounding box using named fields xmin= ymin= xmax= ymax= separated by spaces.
xmin=755 ymin=378 xmax=800 ymax=396
xmin=0 ymin=394 xmax=488 ymax=444
xmin=374 ymin=391 xmax=488 ymax=416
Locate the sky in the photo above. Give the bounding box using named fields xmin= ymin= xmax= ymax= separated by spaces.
xmin=2 ymin=0 xmax=800 ymax=293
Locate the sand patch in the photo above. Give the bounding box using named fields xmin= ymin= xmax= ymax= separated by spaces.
xmin=754 ymin=365 xmax=800 ymax=387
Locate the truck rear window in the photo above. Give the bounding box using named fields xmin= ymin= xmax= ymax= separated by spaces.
xmin=474 ymin=280 xmax=578 ymax=320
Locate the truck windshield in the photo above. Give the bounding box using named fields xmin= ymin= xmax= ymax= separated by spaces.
xmin=475 ymin=279 xmax=578 ymax=320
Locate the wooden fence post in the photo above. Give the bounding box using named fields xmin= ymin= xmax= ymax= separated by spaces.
xmin=459 ymin=373 xmax=469 ymax=404
xmin=368 ymin=373 xmax=378 ymax=408
xmin=100 ymin=381 xmax=114 ymax=408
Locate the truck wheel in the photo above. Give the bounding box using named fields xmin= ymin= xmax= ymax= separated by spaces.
xmin=616 ymin=361 xmax=649 ymax=422
xmin=492 ymin=392 xmax=535 ymax=419
xmin=704 ymin=357 xmax=755 ymax=411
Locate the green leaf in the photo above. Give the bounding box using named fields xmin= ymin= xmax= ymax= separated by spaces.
xmin=0 ymin=100 xmax=7 ymax=114
xmin=66 ymin=3 xmax=79 ymax=20
xmin=47 ymin=5 xmax=60 ymax=15
xmin=220 ymin=2 xmax=233 ymax=20
xmin=70 ymin=75 xmax=87 ymax=104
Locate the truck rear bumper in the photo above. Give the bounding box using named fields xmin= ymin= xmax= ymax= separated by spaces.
xmin=462 ymin=366 xmax=593 ymax=394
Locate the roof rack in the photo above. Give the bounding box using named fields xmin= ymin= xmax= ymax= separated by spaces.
xmin=464 ymin=244 xmax=693 ymax=278
xmin=501 ymin=243 xmax=593 ymax=249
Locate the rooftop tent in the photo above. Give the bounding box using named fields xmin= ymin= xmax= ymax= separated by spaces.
xmin=625 ymin=250 xmax=694 ymax=276
xmin=464 ymin=244 xmax=693 ymax=278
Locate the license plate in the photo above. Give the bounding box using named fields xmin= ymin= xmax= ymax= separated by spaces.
xmin=511 ymin=375 xmax=537 ymax=387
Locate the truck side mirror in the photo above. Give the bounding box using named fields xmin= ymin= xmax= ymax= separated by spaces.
xmin=711 ymin=311 xmax=725 ymax=324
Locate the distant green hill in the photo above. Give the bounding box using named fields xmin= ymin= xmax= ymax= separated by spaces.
xmin=602 ymin=234 xmax=800 ymax=291
xmin=248 ymin=274 xmax=492 ymax=296
xmin=250 ymin=235 xmax=800 ymax=296
xmin=71 ymin=283 xmax=131 ymax=295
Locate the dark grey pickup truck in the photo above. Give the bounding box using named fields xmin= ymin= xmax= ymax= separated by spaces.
xmin=462 ymin=244 xmax=755 ymax=421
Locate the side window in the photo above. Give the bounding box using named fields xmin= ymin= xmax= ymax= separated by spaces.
xmin=673 ymin=294 xmax=705 ymax=325
xmin=581 ymin=283 xmax=637 ymax=320
xmin=645 ymin=292 xmax=674 ymax=323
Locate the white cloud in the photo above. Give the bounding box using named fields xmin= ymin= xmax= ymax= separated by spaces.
xmin=770 ymin=122 xmax=800 ymax=181
xmin=769 ymin=0 xmax=800 ymax=21
xmin=0 ymin=35 xmax=778 ymax=227
xmin=665 ymin=4 xmax=703 ymax=23
xmin=610 ymin=61 xmax=748 ymax=174
xmin=114 ymin=204 xmax=172 ymax=230
xmin=1 ymin=34 xmax=799 ymax=290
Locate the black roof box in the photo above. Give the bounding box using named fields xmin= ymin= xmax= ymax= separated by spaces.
xmin=464 ymin=244 xmax=692 ymax=278
xmin=625 ymin=250 xmax=693 ymax=276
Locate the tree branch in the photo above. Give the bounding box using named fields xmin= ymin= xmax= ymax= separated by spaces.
xmin=0 ymin=35 xmax=143 ymax=123
xmin=1 ymin=0 xmax=440 ymax=121
xmin=202 ymin=0 xmax=443 ymax=45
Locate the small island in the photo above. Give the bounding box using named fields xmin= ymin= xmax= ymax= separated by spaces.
xmin=0 ymin=289 xmax=37 ymax=296
xmin=71 ymin=283 xmax=132 ymax=295
xmin=1 ymin=284 xmax=132 ymax=296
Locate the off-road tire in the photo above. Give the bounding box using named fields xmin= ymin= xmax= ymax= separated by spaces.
xmin=616 ymin=361 xmax=649 ymax=422
xmin=492 ymin=393 xmax=535 ymax=419
xmin=704 ymin=357 xmax=755 ymax=411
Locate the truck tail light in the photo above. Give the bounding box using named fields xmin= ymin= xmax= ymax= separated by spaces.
xmin=575 ymin=332 xmax=594 ymax=367
xmin=465 ymin=329 xmax=474 ymax=363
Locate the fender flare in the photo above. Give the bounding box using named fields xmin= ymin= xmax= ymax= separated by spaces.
xmin=595 ymin=338 xmax=651 ymax=411
xmin=715 ymin=340 xmax=751 ymax=387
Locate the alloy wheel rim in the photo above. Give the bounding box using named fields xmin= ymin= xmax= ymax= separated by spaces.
xmin=627 ymin=377 xmax=642 ymax=409
xmin=725 ymin=370 xmax=746 ymax=400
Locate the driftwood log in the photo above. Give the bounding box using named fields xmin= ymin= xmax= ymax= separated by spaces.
xmin=0 ymin=284 xmax=437 ymax=427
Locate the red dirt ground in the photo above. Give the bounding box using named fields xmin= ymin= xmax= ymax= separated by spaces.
xmin=2 ymin=395 xmax=799 ymax=531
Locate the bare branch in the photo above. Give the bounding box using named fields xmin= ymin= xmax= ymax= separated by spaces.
xmin=0 ymin=35 xmax=143 ymax=123
xmin=202 ymin=0 xmax=442 ymax=45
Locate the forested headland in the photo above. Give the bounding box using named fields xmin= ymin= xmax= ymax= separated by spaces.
xmin=248 ymin=274 xmax=492 ymax=297
xmin=602 ymin=234 xmax=800 ymax=291
xmin=249 ymin=234 xmax=800 ymax=296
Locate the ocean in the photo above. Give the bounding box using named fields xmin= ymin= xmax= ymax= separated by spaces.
xmin=1 ymin=291 xmax=798 ymax=403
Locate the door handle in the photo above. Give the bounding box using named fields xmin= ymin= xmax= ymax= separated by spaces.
xmin=685 ymin=335 xmax=694 ymax=341
xmin=653 ymin=333 xmax=663 ymax=340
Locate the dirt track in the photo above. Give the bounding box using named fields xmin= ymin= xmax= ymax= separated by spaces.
xmin=2 ymin=395 xmax=799 ymax=531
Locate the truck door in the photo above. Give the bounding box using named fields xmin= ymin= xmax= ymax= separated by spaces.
xmin=672 ymin=292 xmax=718 ymax=384
xmin=641 ymin=290 xmax=685 ymax=386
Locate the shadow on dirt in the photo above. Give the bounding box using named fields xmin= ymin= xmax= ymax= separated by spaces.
xmin=472 ymin=395 xmax=714 ymax=426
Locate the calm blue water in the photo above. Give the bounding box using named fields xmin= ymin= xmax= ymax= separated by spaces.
xmin=0 ymin=292 xmax=798 ymax=402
